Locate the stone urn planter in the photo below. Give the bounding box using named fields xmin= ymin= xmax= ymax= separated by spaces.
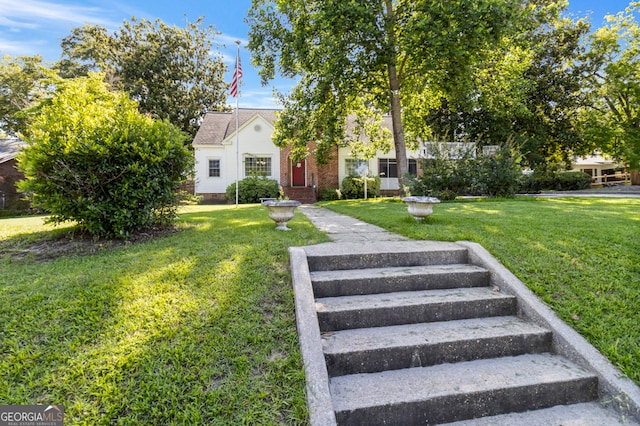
xmin=402 ymin=196 xmax=440 ymax=221
xmin=264 ymin=200 xmax=301 ymax=230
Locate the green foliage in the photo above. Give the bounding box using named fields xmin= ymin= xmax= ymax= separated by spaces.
xmin=581 ymin=2 xmax=640 ymax=168
xmin=411 ymin=143 xmax=523 ymax=199
xmin=0 ymin=55 xmax=58 ymax=136
xmin=409 ymin=143 xmax=476 ymax=200
xmin=248 ymin=0 xmax=520 ymax=186
xmin=418 ymin=2 xmax=594 ymax=170
xmin=476 ymin=145 xmax=523 ymax=197
xmin=340 ymin=175 xmax=381 ymax=199
xmin=224 ymin=176 xmax=280 ymax=204
xmin=555 ymin=171 xmax=592 ymax=190
xmin=518 ymin=170 xmax=592 ymax=192
xmin=318 ymin=188 xmax=341 ymax=201
xmin=58 ymin=17 xmax=228 ymax=137
xmin=17 ymin=74 xmax=193 ymax=238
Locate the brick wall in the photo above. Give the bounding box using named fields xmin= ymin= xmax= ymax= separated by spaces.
xmin=279 ymin=143 xmax=340 ymax=198
xmin=0 ymin=159 xmax=28 ymax=210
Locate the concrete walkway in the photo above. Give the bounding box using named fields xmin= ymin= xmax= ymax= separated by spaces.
xmin=298 ymin=205 xmax=407 ymax=243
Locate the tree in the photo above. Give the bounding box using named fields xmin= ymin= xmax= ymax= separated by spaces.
xmin=17 ymin=73 xmax=193 ymax=238
xmin=421 ymin=1 xmax=594 ymax=170
xmin=247 ymin=0 xmax=519 ymax=193
xmin=58 ymin=17 xmax=228 ymax=137
xmin=581 ymin=2 xmax=640 ymax=169
xmin=0 ymin=55 xmax=57 ymax=136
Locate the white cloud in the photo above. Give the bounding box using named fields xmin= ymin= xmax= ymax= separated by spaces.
xmin=0 ymin=0 xmax=119 ymax=29
xmin=0 ymin=37 xmax=48 ymax=56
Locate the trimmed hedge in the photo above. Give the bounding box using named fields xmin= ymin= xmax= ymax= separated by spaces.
xmin=225 ymin=176 xmax=280 ymax=204
xmin=518 ymin=170 xmax=592 ymax=192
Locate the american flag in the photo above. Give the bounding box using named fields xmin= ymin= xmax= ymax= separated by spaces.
xmin=230 ymin=54 xmax=242 ymax=97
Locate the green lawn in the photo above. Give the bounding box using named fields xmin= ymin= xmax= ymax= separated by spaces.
xmin=0 ymin=205 xmax=329 ymax=425
xmin=1 ymin=198 xmax=639 ymax=424
xmin=319 ymin=196 xmax=640 ymax=385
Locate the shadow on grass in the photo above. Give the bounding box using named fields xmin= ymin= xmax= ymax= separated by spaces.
xmin=0 ymin=204 xmax=328 ymax=424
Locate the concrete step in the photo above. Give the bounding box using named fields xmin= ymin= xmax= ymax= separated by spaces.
xmin=304 ymin=241 xmax=468 ymax=272
xmin=316 ymin=287 xmax=517 ymax=332
xmin=323 ymin=316 xmax=552 ymax=376
xmin=441 ymin=402 xmax=638 ymax=425
xmin=330 ymin=353 xmax=599 ymax=425
xmin=311 ymin=264 xmax=490 ymax=298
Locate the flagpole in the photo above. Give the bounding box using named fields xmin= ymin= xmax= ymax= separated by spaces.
xmin=234 ymin=40 xmax=241 ymax=208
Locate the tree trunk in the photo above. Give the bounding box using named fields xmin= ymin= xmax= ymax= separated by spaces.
xmin=384 ymin=0 xmax=409 ymax=196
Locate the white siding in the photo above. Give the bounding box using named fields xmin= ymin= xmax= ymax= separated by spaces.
xmin=194 ymin=115 xmax=280 ymax=195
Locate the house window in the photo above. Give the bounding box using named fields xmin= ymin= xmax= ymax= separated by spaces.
xmin=245 ymin=156 xmax=272 ymax=177
xmin=408 ymin=159 xmax=417 ymax=176
xmin=379 ymin=158 xmax=397 ymax=178
xmin=208 ymin=159 xmax=221 ymax=177
xmin=345 ymin=159 xmax=368 ymax=176
xmin=379 ymin=158 xmax=417 ymax=178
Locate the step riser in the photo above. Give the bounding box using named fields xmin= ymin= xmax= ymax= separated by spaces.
xmin=306 ymin=249 xmax=469 ymax=272
xmin=318 ymin=298 xmax=517 ymax=332
xmin=326 ymin=332 xmax=552 ymax=376
xmin=312 ymin=270 xmax=490 ymax=298
xmin=334 ymin=377 xmax=599 ymax=426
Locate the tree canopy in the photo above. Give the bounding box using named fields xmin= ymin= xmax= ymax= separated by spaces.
xmin=0 ymin=55 xmax=57 ymax=137
xmin=423 ymin=1 xmax=594 ymax=170
xmin=581 ymin=1 xmax=640 ymax=169
xmin=58 ymin=17 xmax=228 ymax=137
xmin=247 ymin=0 xmax=520 ymax=191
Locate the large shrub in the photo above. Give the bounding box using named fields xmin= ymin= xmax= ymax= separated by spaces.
xmin=224 ymin=176 xmax=280 ymax=203
xmin=409 ymin=144 xmax=476 ymax=200
xmin=17 ymin=73 xmax=193 ymax=238
xmin=340 ymin=175 xmax=381 ymax=199
xmin=410 ymin=143 xmax=522 ymax=199
xmin=475 ymin=145 xmax=522 ymax=198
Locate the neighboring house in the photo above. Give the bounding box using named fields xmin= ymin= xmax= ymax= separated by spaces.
xmin=192 ymin=108 xmax=423 ymax=203
xmin=571 ymin=153 xmax=627 ymax=185
xmin=0 ymin=138 xmax=27 ymax=210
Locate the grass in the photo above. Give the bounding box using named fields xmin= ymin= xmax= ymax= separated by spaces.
xmin=319 ymin=196 xmax=640 ymax=385
xmin=0 ymin=205 xmax=329 ymax=425
xmin=2 ymin=197 xmax=639 ymax=424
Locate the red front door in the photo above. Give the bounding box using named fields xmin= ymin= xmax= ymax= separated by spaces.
xmin=292 ymin=160 xmax=306 ymax=186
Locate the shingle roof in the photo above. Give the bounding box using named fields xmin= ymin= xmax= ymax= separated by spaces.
xmin=192 ymin=108 xmax=394 ymax=146
xmin=0 ymin=138 xmax=26 ymax=164
xmin=193 ymin=109 xmax=279 ymax=146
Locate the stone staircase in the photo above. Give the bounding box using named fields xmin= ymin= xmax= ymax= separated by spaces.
xmin=283 ymin=186 xmax=316 ymax=204
xmin=289 ymin=241 xmax=640 ymax=425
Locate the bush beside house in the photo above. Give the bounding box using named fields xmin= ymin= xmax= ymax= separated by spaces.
xmin=224 ymin=176 xmax=280 ymax=204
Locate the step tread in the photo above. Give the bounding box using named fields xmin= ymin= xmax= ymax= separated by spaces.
xmin=316 ymin=287 xmax=513 ymax=313
xmin=322 ymin=316 xmax=550 ymax=356
xmin=303 ymin=241 xmax=468 ymax=271
xmin=303 ymin=240 xmax=466 ymax=258
xmin=330 ymin=353 xmax=597 ymax=413
xmin=440 ymin=402 xmax=638 ymax=425
xmin=310 ymin=263 xmax=488 ymax=283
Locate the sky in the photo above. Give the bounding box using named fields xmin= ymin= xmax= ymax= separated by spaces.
xmin=0 ymin=0 xmax=637 ymax=110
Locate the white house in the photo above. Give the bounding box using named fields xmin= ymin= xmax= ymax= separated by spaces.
xmin=192 ymin=109 xmax=280 ymax=201
xmin=192 ymin=108 xmax=423 ymax=202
